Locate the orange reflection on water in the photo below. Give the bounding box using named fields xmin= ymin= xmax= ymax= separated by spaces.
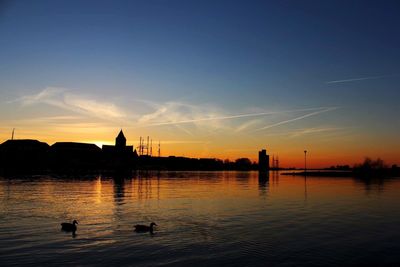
xmin=1 ymin=172 xmax=399 ymax=230
xmin=1 ymin=171 xmax=400 ymax=267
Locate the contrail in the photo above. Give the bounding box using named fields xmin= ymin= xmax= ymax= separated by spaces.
xmin=142 ymin=107 xmax=335 ymax=127
xmin=255 ymin=107 xmax=338 ymax=131
xmin=326 ymin=75 xmax=395 ymax=84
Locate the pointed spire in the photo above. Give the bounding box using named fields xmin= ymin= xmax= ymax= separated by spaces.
xmin=116 ymin=129 xmax=126 ymax=148
xmin=117 ymin=129 xmax=125 ymax=139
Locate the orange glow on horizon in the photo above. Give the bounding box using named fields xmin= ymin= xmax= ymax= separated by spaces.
xmin=0 ymin=129 xmax=398 ymax=169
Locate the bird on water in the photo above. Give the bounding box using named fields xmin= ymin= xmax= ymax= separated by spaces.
xmin=61 ymin=220 xmax=78 ymax=232
xmin=134 ymin=222 xmax=157 ymax=233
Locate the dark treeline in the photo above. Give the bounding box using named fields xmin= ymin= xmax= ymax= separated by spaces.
xmin=283 ymin=157 xmax=400 ymax=179
xmin=353 ymin=157 xmax=400 ymax=178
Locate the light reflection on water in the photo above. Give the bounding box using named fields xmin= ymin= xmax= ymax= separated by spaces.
xmin=0 ymin=171 xmax=399 ymax=266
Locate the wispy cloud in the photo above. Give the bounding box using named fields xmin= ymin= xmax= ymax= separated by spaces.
xmin=13 ymin=89 xmax=341 ymax=139
xmin=326 ymin=75 xmax=395 ymax=84
xmin=64 ymin=94 xmax=125 ymax=119
xmin=234 ymin=118 xmax=263 ymax=133
xmin=11 ymin=115 xmax=82 ymax=124
xmin=138 ymin=103 xmax=334 ymax=128
xmin=17 ymin=87 xmax=126 ymax=120
xmin=142 ymin=111 xmax=275 ymax=126
xmin=138 ymin=101 xmax=223 ymax=127
xmin=288 ymin=126 xmax=343 ymax=138
xmin=157 ymin=140 xmax=209 ymax=145
xmin=255 ymin=107 xmax=338 ymax=131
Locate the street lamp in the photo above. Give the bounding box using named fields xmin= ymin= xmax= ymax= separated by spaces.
xmin=304 ymin=150 xmax=307 ymax=173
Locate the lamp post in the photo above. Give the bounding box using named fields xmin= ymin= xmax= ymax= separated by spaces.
xmin=304 ymin=150 xmax=307 ymax=173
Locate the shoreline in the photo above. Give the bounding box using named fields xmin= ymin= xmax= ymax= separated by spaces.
xmin=281 ymin=171 xmax=354 ymax=177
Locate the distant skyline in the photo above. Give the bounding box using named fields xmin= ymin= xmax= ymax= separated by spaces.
xmin=1 ymin=0 xmax=399 ymax=167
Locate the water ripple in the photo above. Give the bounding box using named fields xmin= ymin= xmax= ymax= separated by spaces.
xmin=0 ymin=172 xmax=400 ymax=266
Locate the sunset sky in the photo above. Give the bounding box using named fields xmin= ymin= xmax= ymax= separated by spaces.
xmin=1 ymin=0 xmax=399 ymax=167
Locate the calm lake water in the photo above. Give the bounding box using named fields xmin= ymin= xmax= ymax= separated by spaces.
xmin=0 ymin=171 xmax=399 ymax=266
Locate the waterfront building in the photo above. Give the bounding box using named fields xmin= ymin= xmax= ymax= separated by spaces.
xmin=258 ymin=149 xmax=270 ymax=173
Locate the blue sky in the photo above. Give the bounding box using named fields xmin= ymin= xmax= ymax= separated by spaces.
xmin=0 ymin=0 xmax=399 ymax=166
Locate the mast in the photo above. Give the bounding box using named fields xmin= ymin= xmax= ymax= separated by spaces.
xmin=139 ymin=136 xmax=142 ymax=156
xmin=150 ymin=139 xmax=153 ymax=156
xmin=147 ymin=136 xmax=149 ymax=156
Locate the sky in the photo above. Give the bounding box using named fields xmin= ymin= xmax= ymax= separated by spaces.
xmin=0 ymin=0 xmax=399 ymax=168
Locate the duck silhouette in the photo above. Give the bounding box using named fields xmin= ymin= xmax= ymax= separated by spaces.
xmin=61 ymin=220 xmax=78 ymax=232
xmin=134 ymin=222 xmax=157 ymax=233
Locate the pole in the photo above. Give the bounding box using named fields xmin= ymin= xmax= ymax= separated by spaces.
xmin=147 ymin=136 xmax=149 ymax=156
xmin=141 ymin=137 xmax=143 ymax=155
xmin=277 ymin=156 xmax=279 ymax=170
xmin=304 ymin=150 xmax=307 ymax=173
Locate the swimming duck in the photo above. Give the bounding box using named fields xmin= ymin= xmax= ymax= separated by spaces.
xmin=134 ymin=222 xmax=157 ymax=232
xmin=61 ymin=220 xmax=78 ymax=232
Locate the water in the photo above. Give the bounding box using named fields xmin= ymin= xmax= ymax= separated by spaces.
xmin=0 ymin=171 xmax=399 ymax=266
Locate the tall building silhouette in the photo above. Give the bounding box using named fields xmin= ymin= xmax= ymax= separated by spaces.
xmin=115 ymin=130 xmax=126 ymax=149
xmin=258 ymin=149 xmax=270 ymax=173
xmin=103 ymin=130 xmax=133 ymax=153
xmin=102 ymin=130 xmax=137 ymax=169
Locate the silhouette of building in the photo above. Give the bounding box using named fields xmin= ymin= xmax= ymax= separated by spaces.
xmin=51 ymin=142 xmax=101 ymax=152
xmin=0 ymin=132 xmax=272 ymax=173
xmin=48 ymin=142 xmax=102 ymax=170
xmin=102 ymin=130 xmax=138 ymax=169
xmin=116 ymin=130 xmax=126 ymax=148
xmin=0 ymin=139 xmax=49 ymax=172
xmin=102 ymin=130 xmax=133 ymax=153
xmin=258 ymin=149 xmax=270 ymax=173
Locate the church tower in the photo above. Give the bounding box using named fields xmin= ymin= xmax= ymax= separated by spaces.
xmin=115 ymin=129 xmax=126 ymax=149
